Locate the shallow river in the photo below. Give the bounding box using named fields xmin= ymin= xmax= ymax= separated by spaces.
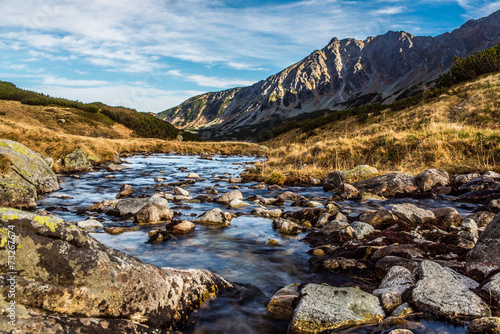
xmin=37 ymin=154 xmax=473 ymax=334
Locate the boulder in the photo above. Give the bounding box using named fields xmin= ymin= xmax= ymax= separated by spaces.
xmin=289 ymin=284 xmax=384 ymax=334
xmin=455 ymin=173 xmax=481 ymax=186
xmin=174 ymin=186 xmax=189 ymax=196
xmin=283 ymin=208 xmax=328 ymax=226
xmin=456 ymin=190 xmax=500 ymax=205
xmin=186 ymin=173 xmax=200 ymax=179
xmin=432 ymin=207 xmax=462 ymax=228
xmin=266 ymin=283 xmax=300 ymax=320
xmin=272 ymin=218 xmax=302 ymax=235
xmin=337 ymin=183 xmax=360 ymax=199
xmin=0 ymin=139 xmax=60 ymax=209
xmin=0 ymin=208 xmax=232 ymax=330
xmin=115 ymin=197 xmax=169 ymax=216
xmin=467 ymin=211 xmax=496 ymax=228
xmin=134 ymin=203 xmax=174 ymax=224
xmin=412 ymin=260 xmax=490 ymax=319
xmin=482 ymin=273 xmax=500 ymax=307
xmin=166 ymin=221 xmax=195 ymax=235
xmin=374 ymin=266 xmax=415 ymax=313
xmin=379 ymin=266 xmax=416 ymax=289
xmin=359 ymin=209 xmax=397 ymax=229
xmin=371 ymin=245 xmax=424 ymax=260
xmin=467 ymin=317 xmax=500 ymax=334
xmin=116 ymin=184 xmax=133 ymax=199
xmin=350 ymin=221 xmax=375 ymax=239
xmin=228 ymin=199 xmax=250 ymax=208
xmin=249 ymin=182 xmax=266 ymax=189
xmin=391 ymin=203 xmax=435 ymax=225
xmin=320 ymin=220 xmax=349 ymax=235
xmin=194 ymin=208 xmax=232 ymax=227
xmin=215 ymin=190 xmax=243 ymax=204
xmin=323 ymin=165 xmax=378 ymax=191
xmin=467 ymin=213 xmax=500 ymax=278
xmin=252 ymin=206 xmax=282 ymax=218
xmin=352 ymin=172 xmax=418 ymax=197
xmin=60 ymin=148 xmax=91 ymax=172
xmin=277 ymin=191 xmax=304 ymax=201
xmin=415 ymin=169 xmax=449 ymax=192
xmin=77 ymin=219 xmax=104 ymax=230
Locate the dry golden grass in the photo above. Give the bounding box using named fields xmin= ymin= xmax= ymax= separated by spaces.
xmin=0 ymin=101 xmax=266 ymax=172
xmin=245 ymin=72 xmax=500 ymax=184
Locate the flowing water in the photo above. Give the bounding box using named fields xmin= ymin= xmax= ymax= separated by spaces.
xmin=37 ymin=154 xmax=473 ymax=334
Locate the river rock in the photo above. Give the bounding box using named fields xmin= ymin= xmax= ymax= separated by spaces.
xmin=166 ymin=220 xmax=195 ymax=235
xmin=323 ymin=165 xmax=379 ymax=191
xmin=0 ymin=139 xmax=60 ymax=209
xmin=252 ymin=206 xmax=282 ymax=218
xmin=352 ymin=172 xmax=418 ymax=197
xmin=359 ymin=209 xmax=397 ymax=229
xmin=115 ymin=197 xmax=169 ymax=216
xmin=289 ymin=284 xmax=385 ymax=334
xmin=174 ymin=186 xmax=189 ymax=196
xmin=380 ymin=266 xmax=416 ymax=289
xmin=266 ymin=283 xmax=300 ymax=320
xmin=77 ymin=218 xmax=104 ymax=230
xmin=391 ymin=203 xmax=435 ymax=225
xmin=432 ymin=207 xmax=462 ymax=228
xmin=249 ymin=182 xmax=266 ymax=189
xmin=467 ymin=317 xmax=500 ymax=334
xmin=283 ymin=208 xmax=328 ymax=226
xmin=277 ymin=191 xmax=303 ymax=201
xmin=391 ymin=302 xmax=415 ymax=317
xmin=215 ymin=190 xmax=243 ymax=204
xmin=441 ymin=267 xmax=479 ymax=290
xmin=60 ymin=148 xmax=91 ymax=172
xmin=0 ymin=208 xmax=232 ymax=330
xmin=415 ymin=169 xmax=449 ymax=192
xmin=389 ymin=330 xmax=414 ymax=334
xmin=412 ymin=260 xmax=490 ymax=319
xmin=320 ymin=220 xmax=349 ymax=234
xmin=455 ymin=173 xmax=481 ymax=186
xmin=116 ymin=184 xmax=133 ymax=199
xmin=338 ymin=183 xmax=360 ymax=199
xmin=272 ymin=218 xmax=302 ymax=235
xmin=135 ymin=203 xmax=174 ymax=224
xmin=106 ymin=163 xmax=129 ymax=172
xmin=371 ymin=245 xmax=424 ymax=260
xmin=456 ymin=190 xmax=500 ymax=205
xmin=461 ymin=218 xmax=479 ymax=234
xmin=467 ymin=213 xmax=500 ymax=278
xmin=350 ymin=221 xmax=375 ymax=239
xmin=194 ymin=208 xmax=232 ymax=226
xmin=186 ymin=173 xmax=200 ymax=179
xmin=467 ymin=211 xmax=496 ymax=228
xmin=375 ymin=256 xmax=420 ymax=278
xmin=228 ymin=199 xmax=250 ymax=208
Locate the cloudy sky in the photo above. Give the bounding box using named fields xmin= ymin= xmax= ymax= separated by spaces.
xmin=0 ymin=0 xmax=499 ymax=113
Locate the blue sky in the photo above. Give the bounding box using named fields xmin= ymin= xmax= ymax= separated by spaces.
xmin=0 ymin=0 xmax=499 ymax=113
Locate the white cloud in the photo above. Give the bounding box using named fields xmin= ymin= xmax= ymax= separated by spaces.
xmin=42 ymin=76 xmax=109 ymax=87
xmin=371 ymin=6 xmax=406 ymax=15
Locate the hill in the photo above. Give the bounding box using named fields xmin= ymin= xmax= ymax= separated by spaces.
xmin=243 ymin=71 xmax=500 ymax=185
xmin=158 ymin=10 xmax=500 ymax=141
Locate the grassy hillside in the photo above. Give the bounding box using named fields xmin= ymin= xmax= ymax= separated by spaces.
xmin=0 ymin=97 xmax=265 ymax=171
xmin=244 ymin=71 xmax=500 ymax=184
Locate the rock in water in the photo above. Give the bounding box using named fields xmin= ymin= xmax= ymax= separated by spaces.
xmin=0 ymin=208 xmax=232 ymax=330
xmin=415 ymin=169 xmax=449 ymax=192
xmin=115 ymin=197 xmax=169 ymax=216
xmin=194 ymin=208 xmax=232 ymax=226
xmin=215 ymin=190 xmax=243 ymax=204
xmin=0 ymin=139 xmax=60 ymax=209
xmin=467 ymin=317 xmax=500 ymax=334
xmin=467 ymin=213 xmax=500 ymax=278
xmin=323 ymin=165 xmax=378 ymax=191
xmin=116 ymin=184 xmax=133 ymax=199
xmin=60 ymin=148 xmax=92 ymax=172
xmin=289 ymin=284 xmax=385 ymax=334
xmin=134 ymin=203 xmax=173 ymax=224
xmin=352 ymin=172 xmax=418 ymax=197
xmin=272 ymin=218 xmax=302 ymax=235
xmin=266 ymin=283 xmax=301 ymax=320
xmin=391 ymin=203 xmax=435 ymax=225
xmin=412 ymin=260 xmax=490 ymax=319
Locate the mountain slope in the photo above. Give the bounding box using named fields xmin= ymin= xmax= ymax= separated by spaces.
xmin=158 ymin=10 xmax=500 ymax=140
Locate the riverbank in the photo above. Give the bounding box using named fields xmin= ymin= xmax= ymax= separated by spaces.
xmin=246 ymin=72 xmax=500 ymax=185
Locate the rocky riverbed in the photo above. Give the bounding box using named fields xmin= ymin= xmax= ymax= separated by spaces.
xmin=1 ymin=140 xmax=500 ymax=333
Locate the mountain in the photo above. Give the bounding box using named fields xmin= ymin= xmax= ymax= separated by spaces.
xmin=158 ymin=10 xmax=500 ymax=140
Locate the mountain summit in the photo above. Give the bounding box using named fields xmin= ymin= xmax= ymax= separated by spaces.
xmin=158 ymin=10 xmax=500 ymax=140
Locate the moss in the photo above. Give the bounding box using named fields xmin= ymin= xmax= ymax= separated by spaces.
xmin=0 ymin=237 xmax=7 ymax=247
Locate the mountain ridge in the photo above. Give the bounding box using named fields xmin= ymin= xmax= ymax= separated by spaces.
xmin=158 ymin=10 xmax=500 ymax=140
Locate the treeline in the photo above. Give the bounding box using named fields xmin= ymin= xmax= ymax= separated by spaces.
xmin=0 ymin=81 xmax=100 ymax=112
xmin=437 ymin=42 xmax=500 ymax=87
xmin=0 ymin=80 xmax=201 ymax=141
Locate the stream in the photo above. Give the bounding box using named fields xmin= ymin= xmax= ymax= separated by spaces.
xmin=37 ymin=154 xmax=474 ymax=333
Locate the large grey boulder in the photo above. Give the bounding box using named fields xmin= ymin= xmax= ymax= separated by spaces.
xmin=412 ymin=261 xmax=490 ymax=319
xmin=0 ymin=208 xmax=232 ymax=331
xmin=60 ymin=148 xmax=92 ymax=172
xmin=115 ymin=197 xmax=169 ymax=216
xmin=0 ymin=139 xmax=60 ymax=209
xmin=467 ymin=212 xmax=500 ymax=278
xmin=323 ymin=165 xmax=378 ymax=191
xmin=415 ymin=169 xmax=449 ymax=192
xmin=391 ymin=203 xmax=435 ymax=225
xmin=352 ymin=172 xmax=418 ymax=197
xmin=289 ymin=284 xmax=385 ymax=334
